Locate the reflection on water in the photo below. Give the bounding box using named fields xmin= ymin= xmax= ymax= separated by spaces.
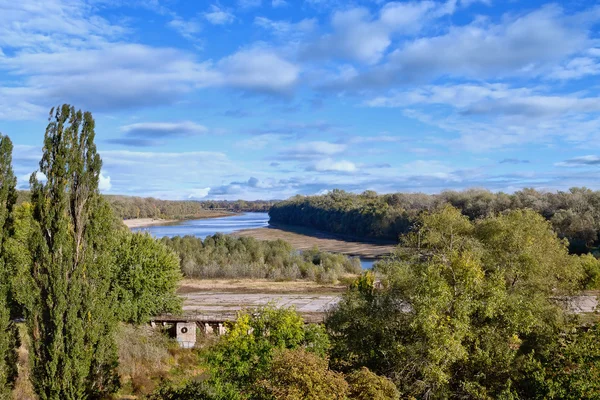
xmin=360 ymin=259 xmax=376 ymax=270
xmin=131 ymin=212 xmax=269 ymax=239
xmin=133 ymin=212 xmax=376 ymax=270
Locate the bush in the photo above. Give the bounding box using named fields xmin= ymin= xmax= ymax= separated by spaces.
xmin=113 ymin=231 xmax=182 ymax=324
xmin=148 ymin=380 xmax=243 ymax=400
xmin=346 ymin=367 xmax=400 ymax=400
xmin=207 ymin=305 xmax=330 ymax=389
xmin=162 ymin=234 xmax=361 ymax=282
xmin=255 ymin=348 xmax=348 ymax=400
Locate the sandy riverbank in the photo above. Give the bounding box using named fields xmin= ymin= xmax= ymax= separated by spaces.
xmin=233 ymin=225 xmax=397 ymax=259
xmin=123 ymin=218 xmax=178 ymax=228
xmin=123 ymin=211 xmax=236 ymax=229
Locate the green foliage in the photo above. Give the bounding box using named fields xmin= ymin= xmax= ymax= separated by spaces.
xmin=113 ymin=231 xmax=182 ymax=324
xmin=148 ymin=380 xmax=243 ymax=400
xmin=519 ymin=324 xmax=600 ymax=399
xmin=207 ymin=305 xmax=330 ymax=389
xmin=0 ymin=133 xmax=18 ymax=398
xmin=23 ymin=105 xmax=120 ymax=399
xmin=162 ymin=234 xmax=361 ymax=282
xmin=327 ymin=206 xmax=590 ymax=399
xmin=578 ymin=253 xmax=600 ymax=290
xmin=346 ymin=367 xmax=400 ymax=400
xmin=255 ymin=348 xmax=348 ymax=400
xmin=270 ymin=188 xmax=600 ymax=255
xmin=106 ymin=194 xmax=273 ymax=220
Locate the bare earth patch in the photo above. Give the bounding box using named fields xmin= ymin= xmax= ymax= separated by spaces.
xmin=178 ymin=278 xmax=347 ymax=295
xmin=232 ymin=225 xmax=396 ymax=259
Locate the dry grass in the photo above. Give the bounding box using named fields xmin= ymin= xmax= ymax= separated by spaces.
xmin=178 ymin=278 xmax=349 ymax=294
xmin=116 ymin=324 xmax=206 ymax=398
xmin=12 ymin=324 xmax=35 ymax=400
xmin=233 ymin=225 xmax=396 ymax=258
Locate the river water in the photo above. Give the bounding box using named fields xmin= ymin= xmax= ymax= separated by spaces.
xmin=132 ymin=212 xmax=270 ymax=239
xmin=132 ymin=212 xmax=375 ymax=269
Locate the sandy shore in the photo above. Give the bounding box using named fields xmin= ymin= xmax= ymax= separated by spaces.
xmin=123 ymin=218 xmax=177 ymax=228
xmin=233 ymin=225 xmax=396 ymax=259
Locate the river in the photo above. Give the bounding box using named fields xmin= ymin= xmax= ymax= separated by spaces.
xmin=132 ymin=212 xmax=375 ymax=269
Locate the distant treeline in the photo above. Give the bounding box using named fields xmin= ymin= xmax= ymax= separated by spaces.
xmin=17 ymin=191 xmax=275 ymax=220
xmin=269 ymin=188 xmax=600 ymax=253
xmin=161 ymin=233 xmax=362 ymax=283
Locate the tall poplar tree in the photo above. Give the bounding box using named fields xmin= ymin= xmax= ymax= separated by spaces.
xmin=24 ymin=105 xmax=119 ymax=399
xmin=0 ymin=134 xmax=18 ymax=398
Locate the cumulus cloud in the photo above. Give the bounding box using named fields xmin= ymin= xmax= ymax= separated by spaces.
xmin=303 ymin=1 xmax=457 ymax=64
xmin=99 ymin=172 xmax=112 ymax=192
xmin=333 ymin=5 xmax=595 ymax=88
xmin=217 ymin=48 xmax=299 ymax=93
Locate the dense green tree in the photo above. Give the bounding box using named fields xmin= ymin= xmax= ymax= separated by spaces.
xmin=255 ymin=348 xmax=348 ymax=400
xmin=0 ymin=134 xmax=18 ymax=398
xmin=113 ymin=231 xmax=182 ymax=324
xmin=346 ymin=367 xmax=400 ymax=400
xmin=518 ymin=323 xmax=600 ymax=399
xmin=208 ymin=305 xmax=330 ymax=391
xmin=23 ymin=105 xmax=119 ymax=399
xmin=327 ymin=206 xmax=590 ymax=399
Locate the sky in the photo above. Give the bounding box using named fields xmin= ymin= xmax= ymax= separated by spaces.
xmin=1 ymin=0 xmax=600 ymax=200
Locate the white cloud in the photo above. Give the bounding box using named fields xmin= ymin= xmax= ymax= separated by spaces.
xmin=549 ymin=56 xmax=600 ymax=80
xmin=272 ymin=0 xmax=287 ymax=7
xmin=254 ymin=16 xmax=316 ymax=37
xmin=187 ymin=187 xmax=211 ymax=199
xmin=303 ymin=1 xmax=456 ymax=64
xmin=367 ymin=83 xmax=600 ymax=117
xmin=309 ymin=159 xmax=357 ymax=172
xmin=99 ymin=172 xmax=112 ymax=192
xmin=333 ymin=5 xmax=596 ymax=89
xmin=282 ymin=141 xmax=346 ymax=159
xmin=217 ymin=48 xmax=299 ymax=93
xmin=204 ymin=5 xmax=235 ymax=25
xmin=168 ymin=16 xmax=202 ymax=42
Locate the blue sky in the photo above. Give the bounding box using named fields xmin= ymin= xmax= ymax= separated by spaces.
xmin=1 ymin=0 xmax=600 ymax=200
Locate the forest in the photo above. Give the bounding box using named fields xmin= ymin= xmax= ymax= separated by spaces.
xmin=149 ymin=205 xmax=600 ymax=399
xmin=16 ymin=191 xmax=275 ymax=220
xmin=270 ymin=188 xmax=600 ymax=253
xmin=161 ymin=234 xmax=362 ymax=282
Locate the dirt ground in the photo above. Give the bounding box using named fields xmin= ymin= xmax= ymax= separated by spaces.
xmin=178 ymin=279 xmax=347 ymax=294
xmin=232 ymin=225 xmax=397 ymax=258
